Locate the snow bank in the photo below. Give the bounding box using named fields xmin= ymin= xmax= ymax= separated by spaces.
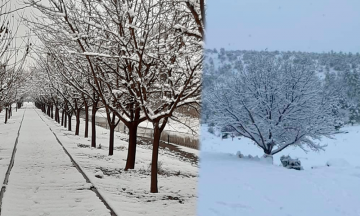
xmin=198 ymin=124 xmax=360 ymax=216
xmin=326 ymin=158 xmax=350 ymax=167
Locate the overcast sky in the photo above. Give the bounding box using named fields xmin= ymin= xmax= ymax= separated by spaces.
xmin=206 ymin=0 xmax=360 ymax=53
xmin=4 ymin=0 xmax=45 ymax=67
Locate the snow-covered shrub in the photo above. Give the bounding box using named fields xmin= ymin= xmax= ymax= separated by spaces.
xmin=236 ymin=151 xmax=244 ymax=158
xmin=208 ymin=126 xmax=215 ymax=134
xmin=221 ymin=133 xmax=229 ymax=139
xmin=77 ymin=143 xmax=89 ymax=148
xmin=280 ymin=155 xmax=303 ymax=170
xmin=148 ymin=161 xmax=165 ymax=175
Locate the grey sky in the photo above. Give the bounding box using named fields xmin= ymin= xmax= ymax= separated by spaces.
xmin=4 ymin=0 xmax=45 ymax=67
xmin=206 ymin=0 xmax=360 ymax=53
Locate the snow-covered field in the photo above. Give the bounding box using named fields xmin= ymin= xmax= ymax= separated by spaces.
xmin=37 ymin=105 xmax=198 ymax=216
xmin=197 ymin=124 xmax=360 ymax=216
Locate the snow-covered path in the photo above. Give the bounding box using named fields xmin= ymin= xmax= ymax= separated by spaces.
xmin=1 ymin=107 xmax=111 ymax=216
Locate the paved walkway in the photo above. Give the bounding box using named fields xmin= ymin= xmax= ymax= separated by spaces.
xmin=1 ymin=106 xmax=111 ymax=216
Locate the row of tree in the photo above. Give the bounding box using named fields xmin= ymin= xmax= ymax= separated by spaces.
xmin=0 ymin=0 xmax=29 ymax=123
xmin=26 ymin=0 xmax=204 ymax=193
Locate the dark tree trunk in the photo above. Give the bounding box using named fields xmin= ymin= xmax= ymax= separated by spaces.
xmin=150 ymin=124 xmax=162 ymax=193
xmin=68 ymin=113 xmax=72 ymax=131
xmin=264 ymin=147 xmax=272 ymax=155
xmin=91 ymin=102 xmax=97 ymax=148
xmin=61 ymin=109 xmax=65 ymax=126
xmin=54 ymin=107 xmax=58 ymax=122
xmin=125 ymin=124 xmax=138 ymax=170
xmin=84 ymin=101 xmax=89 ymax=138
xmin=57 ymin=107 xmax=60 ymax=123
xmin=109 ymin=125 xmax=115 ymax=155
xmin=51 ymin=105 xmax=54 ymax=119
xmin=4 ymin=107 xmax=8 ymax=124
xmin=64 ymin=109 xmax=67 ymax=128
xmin=108 ymin=113 xmax=117 ymax=156
xmin=75 ymin=109 xmax=80 ymax=135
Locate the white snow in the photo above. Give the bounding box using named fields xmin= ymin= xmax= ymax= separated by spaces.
xmin=0 ymin=105 xmax=25 ymax=186
xmin=198 ymin=124 xmax=360 ymax=216
xmin=95 ymin=170 xmax=104 ymax=179
xmin=326 ymin=158 xmax=351 ymax=167
xmin=1 ymin=104 xmax=111 ymax=216
xmin=38 ymin=104 xmax=198 ymax=216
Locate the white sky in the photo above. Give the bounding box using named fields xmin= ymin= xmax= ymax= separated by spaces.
xmin=206 ymin=0 xmax=360 ymax=53
xmin=3 ymin=0 xmax=46 ymax=68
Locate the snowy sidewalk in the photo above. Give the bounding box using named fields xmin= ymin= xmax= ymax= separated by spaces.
xmin=1 ymin=107 xmax=111 ymax=216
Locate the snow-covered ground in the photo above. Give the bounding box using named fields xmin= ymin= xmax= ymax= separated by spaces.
xmin=38 ymin=104 xmax=198 ymax=216
xmin=0 ymin=105 xmax=24 ymax=188
xmin=1 ymin=105 xmax=111 ymax=216
xmin=197 ymin=124 xmax=360 ymax=216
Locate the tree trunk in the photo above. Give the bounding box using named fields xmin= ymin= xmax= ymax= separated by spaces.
xmin=91 ymin=103 xmax=97 ymax=148
xmin=61 ymin=109 xmax=65 ymax=126
xmin=150 ymin=123 xmax=162 ymax=193
xmin=84 ymin=100 xmax=89 ymax=138
xmin=54 ymin=107 xmax=57 ymax=122
xmin=108 ymin=112 xmax=117 ymax=156
xmin=55 ymin=107 xmax=59 ymax=122
xmin=64 ymin=109 xmax=67 ymax=128
xmin=51 ymin=105 xmax=54 ymax=119
xmin=109 ymin=125 xmax=115 ymax=155
xmin=68 ymin=113 xmax=72 ymax=131
xmin=125 ymin=124 xmax=138 ymax=170
xmin=57 ymin=107 xmax=60 ymax=123
xmin=4 ymin=107 xmax=8 ymax=124
xmin=75 ymin=109 xmax=80 ymax=135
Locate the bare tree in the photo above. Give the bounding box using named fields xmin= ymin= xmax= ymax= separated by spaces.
xmin=208 ymin=55 xmax=336 ymax=156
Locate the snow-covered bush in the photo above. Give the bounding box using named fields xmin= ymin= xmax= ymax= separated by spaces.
xmin=208 ymin=126 xmax=215 ymax=134
xmin=148 ymin=161 xmax=165 ymax=175
xmin=280 ymin=155 xmax=303 ymax=170
xmin=236 ymin=151 xmax=244 ymax=158
xmin=236 ymin=151 xmax=273 ymax=164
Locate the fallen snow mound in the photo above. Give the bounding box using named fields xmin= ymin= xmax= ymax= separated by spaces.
xmin=326 ymin=158 xmax=350 ymax=167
